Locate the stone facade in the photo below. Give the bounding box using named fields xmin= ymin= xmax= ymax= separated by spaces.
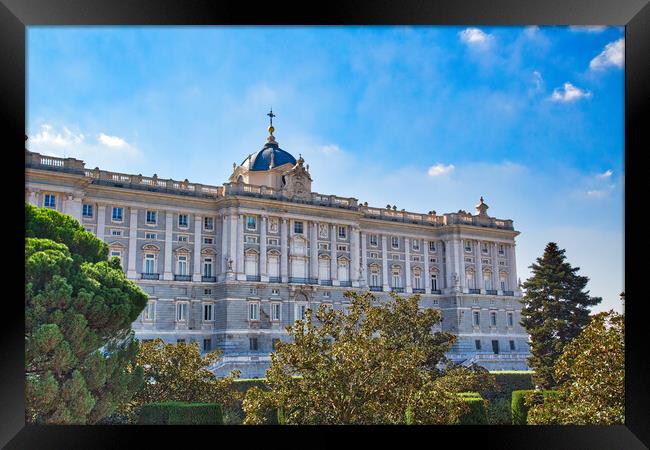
xmin=25 ymin=130 xmax=530 ymax=378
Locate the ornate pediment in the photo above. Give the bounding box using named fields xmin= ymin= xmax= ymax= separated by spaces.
xmin=282 ymin=155 xmax=312 ymax=199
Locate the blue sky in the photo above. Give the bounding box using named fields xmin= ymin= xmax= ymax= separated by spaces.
xmin=27 ymin=26 xmax=625 ymax=312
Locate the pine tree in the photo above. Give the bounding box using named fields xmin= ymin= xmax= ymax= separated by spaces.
xmin=25 ymin=203 xmax=147 ymax=423
xmin=520 ymin=242 xmax=601 ymax=389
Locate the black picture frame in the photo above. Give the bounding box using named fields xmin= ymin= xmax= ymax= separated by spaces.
xmin=1 ymin=0 xmax=647 ymax=447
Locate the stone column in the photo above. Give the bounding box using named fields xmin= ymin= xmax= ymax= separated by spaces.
xmin=310 ymin=222 xmax=318 ymax=281
xmin=280 ymin=218 xmax=288 ymax=283
xmin=360 ymin=232 xmax=368 ymax=287
xmin=405 ymin=237 xmax=412 ymax=293
xmin=381 ymin=235 xmax=389 ymax=292
xmin=260 ymin=216 xmax=268 ymax=282
xmin=492 ymin=242 xmax=500 ymax=293
xmin=228 ymin=215 xmax=238 ymax=279
xmin=476 ymin=240 xmax=484 ymax=292
xmin=96 ymin=203 xmax=106 ymax=242
xmin=509 ymin=243 xmax=518 ymax=293
xmin=221 ymin=214 xmax=229 ymax=278
xmin=330 ymin=224 xmax=338 ymax=286
xmin=424 ymin=240 xmax=430 ymax=294
xmin=192 ymin=214 xmax=202 ymax=282
xmin=351 ymin=226 xmax=360 ymax=287
xmin=126 ymin=208 xmax=138 ymax=279
xmin=163 ymin=212 xmax=174 ymax=280
xmin=236 ymin=214 xmax=245 ymax=280
xmin=27 ymin=189 xmax=38 ymax=206
xmin=444 ymin=240 xmax=453 ymax=291
xmin=456 ymin=239 xmax=466 ymax=292
xmin=64 ymin=194 xmax=83 ymax=222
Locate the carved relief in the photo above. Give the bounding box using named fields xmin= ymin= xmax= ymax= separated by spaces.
xmin=282 ymin=155 xmax=312 ymax=199
xmin=318 ymin=223 xmax=328 ymax=238
xmin=269 ymin=217 xmax=279 ymax=234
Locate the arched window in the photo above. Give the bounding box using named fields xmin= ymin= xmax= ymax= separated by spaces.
xmin=413 ymin=267 xmax=422 ymax=289
xmin=141 ymin=244 xmax=160 ymax=275
xmin=369 ymin=264 xmax=380 ymax=287
xmin=318 ymin=255 xmax=330 ymax=280
xmin=430 ymin=273 xmax=438 ymax=291
xmin=465 ymin=268 xmax=475 ymax=289
xmin=500 ymin=272 xmax=508 ymax=291
xmin=175 ymin=247 xmax=190 ymax=276
xmin=483 ymin=269 xmax=493 ymax=290
xmin=391 ymin=265 xmax=401 ymax=288
xmin=337 ymin=258 xmax=349 ymax=282
xmin=268 ymin=250 xmax=280 ymax=278
xmin=245 ymin=249 xmax=259 ymax=276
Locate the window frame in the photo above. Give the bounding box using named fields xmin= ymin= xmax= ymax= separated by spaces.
xmin=178 ymin=213 xmax=189 ymax=228
xmin=391 ymin=236 xmax=399 ymax=249
xmin=44 ymin=193 xmax=57 ymax=209
xmin=293 ymin=221 xmax=304 ymax=234
xmin=82 ymin=203 xmax=93 ymax=218
xmin=203 ymin=302 xmax=214 ymax=322
xmin=204 ymin=216 xmax=215 ymax=231
xmin=146 ymin=210 xmax=157 ymax=225
xmin=337 ymin=226 xmax=347 ymax=239
xmin=472 ymin=310 xmax=480 ymax=327
xmin=175 ymin=301 xmax=189 ymax=322
xmin=271 ymin=302 xmax=281 ymax=322
xmin=248 ymin=302 xmax=260 ymax=321
xmin=143 ymin=299 xmax=156 ymax=321
xmin=369 ymin=234 xmax=378 ymax=247
xmin=245 ymin=215 xmax=257 ymax=231
xmin=111 ymin=206 xmax=123 ymax=222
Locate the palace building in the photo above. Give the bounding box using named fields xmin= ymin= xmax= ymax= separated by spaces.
xmin=25 ymin=113 xmax=531 ymax=377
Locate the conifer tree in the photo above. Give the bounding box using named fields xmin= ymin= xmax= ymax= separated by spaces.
xmin=520 ymin=242 xmax=601 ymax=389
xmin=25 ymin=203 xmax=148 ymax=423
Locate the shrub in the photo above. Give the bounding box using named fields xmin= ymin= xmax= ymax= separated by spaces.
xmin=487 ymin=398 xmax=512 ymax=425
xmin=457 ymin=393 xmax=487 ymax=425
xmin=511 ymin=390 xmax=557 ymax=425
xmin=482 ymin=372 xmax=534 ymax=400
xmin=138 ymin=402 xmax=223 ymax=425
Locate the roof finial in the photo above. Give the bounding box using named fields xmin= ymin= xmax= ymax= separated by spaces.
xmin=267 ymin=108 xmax=276 ymax=135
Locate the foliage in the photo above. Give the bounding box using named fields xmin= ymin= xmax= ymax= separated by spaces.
xmin=125 ymin=338 xmax=240 ymax=421
xmin=457 ymin=393 xmax=488 ymax=425
xmin=519 ymin=242 xmax=602 ymax=389
xmin=487 ymin=397 xmax=512 ymax=425
xmin=242 ymin=292 xmax=495 ymax=425
xmin=484 ymin=372 xmax=534 ymax=400
xmin=25 ymin=204 xmax=147 ymax=424
xmin=138 ymin=401 xmax=223 ymax=425
xmin=527 ymin=311 xmax=624 ymax=425
xmin=511 ymin=389 xmax=557 ymax=425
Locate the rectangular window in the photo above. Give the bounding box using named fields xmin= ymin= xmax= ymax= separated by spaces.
xmin=429 ymin=241 xmax=436 ymax=252
xmin=110 ymin=250 xmax=122 ymax=261
xmin=246 ymin=216 xmax=256 ymax=230
xmin=318 ymin=243 xmax=329 ymax=251
xmin=249 ymin=337 xmax=258 ymax=351
xmin=370 ymin=252 xmax=378 ymax=259
xmin=44 ymin=194 xmax=56 ymax=209
xmin=508 ymin=312 xmax=514 ymax=327
xmin=203 ymin=258 xmax=213 ymax=277
xmin=473 ymin=311 xmax=480 ymax=326
xmin=178 ymin=214 xmax=188 ymax=228
xmin=144 ymin=254 xmax=156 ymax=274
xmin=509 ymin=340 xmax=516 ymax=351
xmin=369 ymin=234 xmax=378 ymax=246
xmin=203 ymin=338 xmax=211 ymax=351
xmin=490 ymin=311 xmax=497 ymax=327
xmin=82 ymin=204 xmax=93 ymax=218
xmin=271 ymin=303 xmax=281 ymax=321
xmin=145 ymin=232 xmax=157 ymax=239
xmin=492 ymin=340 xmax=500 ymax=354
xmin=499 ymin=245 xmax=505 ymax=255
xmin=204 ymin=217 xmax=214 ymax=230
xmin=176 ymin=302 xmax=188 ymax=321
xmin=177 ymin=255 xmax=188 ymax=275
xmin=249 ymin=302 xmax=259 ymax=321
xmin=177 ymin=339 xmax=185 ymax=344
xmin=203 ymin=303 xmax=214 ymax=321
xmin=337 ymin=244 xmax=348 ymax=251
xmin=203 ymin=237 xmax=214 ymax=244
xmin=482 ymin=243 xmax=489 ymax=254
xmin=146 ymin=210 xmax=157 ymax=224
xmin=204 ymin=288 xmax=212 ymax=295
xmin=111 ymin=229 xmax=122 ymax=236
xmin=391 ymin=237 xmax=399 ymax=248
xmin=294 ymin=221 xmax=303 ymax=234
xmin=268 ymin=238 xmax=279 ymax=245
xmin=412 ymin=240 xmax=420 ymax=251
xmin=143 ymin=301 xmax=155 ymax=320
xmin=245 ymin=235 xmax=258 ymax=244
xmin=249 ymin=288 xmax=257 ymax=295
xmin=465 ymin=241 xmax=472 ymax=252
xmin=112 ymin=207 xmax=123 ymax=222
xmin=338 ymin=226 xmax=346 ymax=238
xmin=178 ymin=235 xmax=188 ymax=242
xmin=296 ymin=304 xmax=307 ymax=320
xmin=323 ymin=291 xmax=331 ymax=298
xmin=475 ymin=340 xmax=482 ymax=350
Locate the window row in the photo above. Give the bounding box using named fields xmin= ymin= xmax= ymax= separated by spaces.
xmin=81 ymin=205 xmax=215 ymax=230
xmin=472 ymin=310 xmax=516 ymax=328
xmin=142 ymin=300 xmax=215 ymax=322
xmin=474 ymin=339 xmax=517 ymax=353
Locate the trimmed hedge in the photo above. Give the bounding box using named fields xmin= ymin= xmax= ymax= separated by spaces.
xmin=138 ymin=401 xmax=223 ymax=425
xmin=511 ymin=390 xmax=558 ymax=425
xmin=457 ymin=392 xmax=488 ymax=425
xmin=481 ymin=372 xmax=534 ymax=400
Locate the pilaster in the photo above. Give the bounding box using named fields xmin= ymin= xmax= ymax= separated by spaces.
xmin=126 ymin=208 xmax=138 ymax=279
xmin=192 ymin=214 xmax=202 ymax=282
xmin=163 ymin=212 xmax=173 ymax=280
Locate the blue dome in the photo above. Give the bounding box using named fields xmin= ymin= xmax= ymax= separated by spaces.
xmin=244 ymin=142 xmax=296 ymax=171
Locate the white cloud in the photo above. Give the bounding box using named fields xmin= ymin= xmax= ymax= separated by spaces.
xmin=320 ymin=144 xmax=343 ymax=155
xmin=569 ymin=25 xmax=607 ymax=33
xmin=427 ymin=163 xmax=455 ymax=177
xmin=532 ymin=70 xmax=544 ymax=93
xmin=98 ymin=133 xmax=128 ymax=148
xmin=590 ymin=38 xmax=624 ymax=71
xmin=598 ymin=169 xmax=613 ymax=179
xmin=550 ymin=82 xmax=592 ymax=102
xmin=31 ymin=124 xmax=84 ymax=147
xmin=459 ymin=28 xmax=493 ymax=47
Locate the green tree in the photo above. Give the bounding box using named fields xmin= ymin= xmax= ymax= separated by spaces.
xmin=520 ymin=242 xmax=601 ymax=388
xmin=25 ymin=203 xmax=148 ymax=424
xmin=243 ymin=292 xmax=495 ymax=424
xmin=527 ymin=310 xmax=624 ymax=425
xmin=127 ymin=338 xmax=240 ymax=418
